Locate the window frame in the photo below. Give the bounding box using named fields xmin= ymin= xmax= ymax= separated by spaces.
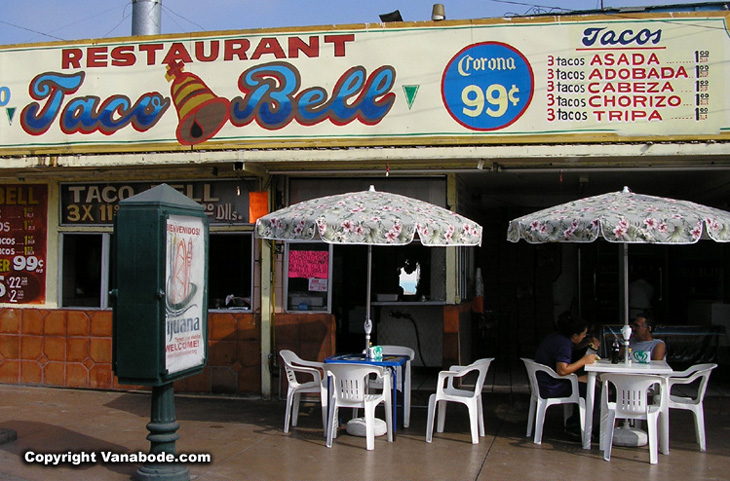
xmin=284 ymin=241 xmax=333 ymax=313
xmin=58 ymin=231 xmax=111 ymax=309
xmin=58 ymin=229 xmax=256 ymax=311
xmin=207 ymin=230 xmax=255 ymax=311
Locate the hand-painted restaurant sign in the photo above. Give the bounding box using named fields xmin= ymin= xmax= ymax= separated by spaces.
xmin=60 ymin=180 xmax=258 ymax=226
xmin=0 ymin=184 xmax=47 ymax=305
xmin=1 ymin=11 xmax=730 ymax=154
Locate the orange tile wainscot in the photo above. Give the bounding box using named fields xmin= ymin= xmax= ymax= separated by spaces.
xmin=0 ymin=308 xmax=336 ymax=396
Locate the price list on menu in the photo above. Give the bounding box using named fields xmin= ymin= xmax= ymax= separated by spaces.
xmin=0 ymin=184 xmax=47 ymax=304
xmin=545 ymin=35 xmax=714 ymax=131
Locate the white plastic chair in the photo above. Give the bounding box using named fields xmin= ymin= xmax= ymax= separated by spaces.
xmin=666 ymin=363 xmax=717 ymax=451
xmin=521 ymin=358 xmax=585 ymax=445
xmin=325 ymin=363 xmax=393 ymax=450
xmin=279 ymin=349 xmax=328 ymax=435
xmin=426 ymin=357 xmax=494 ymax=444
xmin=367 ymin=345 xmax=415 ymax=427
xmin=601 ymin=373 xmax=665 ymax=464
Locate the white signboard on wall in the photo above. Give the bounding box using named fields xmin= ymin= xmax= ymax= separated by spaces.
xmin=164 ymin=214 xmax=206 ymax=374
xmin=0 ymin=11 xmax=729 ymax=154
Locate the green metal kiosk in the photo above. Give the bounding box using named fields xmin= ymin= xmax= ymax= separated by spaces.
xmin=112 ymin=184 xmax=208 ymax=481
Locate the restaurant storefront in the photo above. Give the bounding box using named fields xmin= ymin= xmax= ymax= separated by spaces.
xmin=2 ymin=7 xmax=730 ymax=397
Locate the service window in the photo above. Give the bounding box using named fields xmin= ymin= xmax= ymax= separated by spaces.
xmin=208 ymin=232 xmax=253 ymax=310
xmin=285 ymin=242 xmax=332 ymax=312
xmin=60 ymin=233 xmax=111 ymax=308
xmin=371 ymin=244 xmax=446 ymax=302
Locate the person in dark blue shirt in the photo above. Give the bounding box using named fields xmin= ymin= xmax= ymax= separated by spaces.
xmin=535 ymin=311 xmax=598 ymax=438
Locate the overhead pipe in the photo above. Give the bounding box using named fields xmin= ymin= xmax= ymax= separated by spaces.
xmin=132 ymin=0 xmax=162 ymax=36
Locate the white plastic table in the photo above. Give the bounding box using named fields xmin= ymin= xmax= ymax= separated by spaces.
xmin=583 ymin=359 xmax=674 ymax=452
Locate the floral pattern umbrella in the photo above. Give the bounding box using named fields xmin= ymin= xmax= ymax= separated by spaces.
xmin=508 ymin=186 xmax=730 ymax=245
xmin=507 ymin=186 xmax=730 ymax=324
xmin=256 ymin=185 xmax=483 ymax=351
xmin=256 ymin=186 xmax=483 ymax=246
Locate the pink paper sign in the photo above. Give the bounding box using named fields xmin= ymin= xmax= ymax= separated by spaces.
xmin=288 ymin=250 xmax=329 ymax=279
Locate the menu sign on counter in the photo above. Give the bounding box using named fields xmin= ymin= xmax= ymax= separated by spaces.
xmin=0 ymin=184 xmax=47 ymax=304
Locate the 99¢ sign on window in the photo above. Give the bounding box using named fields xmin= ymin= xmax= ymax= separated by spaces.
xmin=442 ymin=42 xmax=534 ymax=131
xmin=0 ymin=185 xmax=47 ymax=304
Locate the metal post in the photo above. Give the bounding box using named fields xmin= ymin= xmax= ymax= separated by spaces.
xmin=577 ymin=247 xmax=582 ymax=316
xmin=364 ymin=244 xmax=373 ymax=354
xmin=260 ymin=240 xmax=273 ymax=399
xmin=620 ymin=243 xmax=629 ymax=325
xmin=132 ymin=0 xmax=162 ymax=36
xmin=136 ymin=383 xmax=189 ymax=481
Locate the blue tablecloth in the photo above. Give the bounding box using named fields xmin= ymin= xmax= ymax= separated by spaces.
xmin=325 ymin=353 xmax=408 ymax=434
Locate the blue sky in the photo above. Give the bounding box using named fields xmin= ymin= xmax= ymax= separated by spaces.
xmin=0 ymin=0 xmax=712 ymax=46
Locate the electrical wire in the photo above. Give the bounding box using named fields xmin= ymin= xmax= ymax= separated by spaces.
xmin=0 ymin=2 xmax=128 ymax=43
xmin=486 ymin=0 xmax=574 ymax=13
xmin=101 ymin=9 xmax=133 ymax=39
xmin=160 ymin=2 xmax=207 ymax=32
xmin=0 ymin=20 xmax=66 ymax=41
xmin=389 ymin=311 xmax=427 ymax=367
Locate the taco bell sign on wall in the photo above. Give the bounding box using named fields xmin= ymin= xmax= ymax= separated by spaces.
xmin=1 ymin=10 xmax=730 ymax=155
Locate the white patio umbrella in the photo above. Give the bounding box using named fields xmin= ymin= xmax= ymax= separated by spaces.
xmin=256 ymin=185 xmax=483 ymax=351
xmin=507 ymin=186 xmax=730 ymax=325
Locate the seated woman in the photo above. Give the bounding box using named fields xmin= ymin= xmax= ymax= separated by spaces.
xmin=629 ymin=315 xmax=666 ymax=361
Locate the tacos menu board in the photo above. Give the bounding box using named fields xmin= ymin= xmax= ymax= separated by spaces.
xmin=0 ymin=184 xmax=47 ymax=304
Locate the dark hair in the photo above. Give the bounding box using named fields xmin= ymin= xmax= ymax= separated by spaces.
xmin=556 ymin=311 xmax=589 ymax=338
xmin=633 ymin=315 xmax=655 ymax=332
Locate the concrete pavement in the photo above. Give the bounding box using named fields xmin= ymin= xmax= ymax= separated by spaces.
xmin=1 ymin=378 xmax=729 ymax=481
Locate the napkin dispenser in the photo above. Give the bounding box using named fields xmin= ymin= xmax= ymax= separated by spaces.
xmin=367 ymin=345 xmax=383 ymax=361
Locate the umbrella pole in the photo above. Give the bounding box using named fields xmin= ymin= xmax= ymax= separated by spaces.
xmin=620 ymin=243 xmax=629 ymax=326
xmin=364 ymin=245 xmax=373 ymax=354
